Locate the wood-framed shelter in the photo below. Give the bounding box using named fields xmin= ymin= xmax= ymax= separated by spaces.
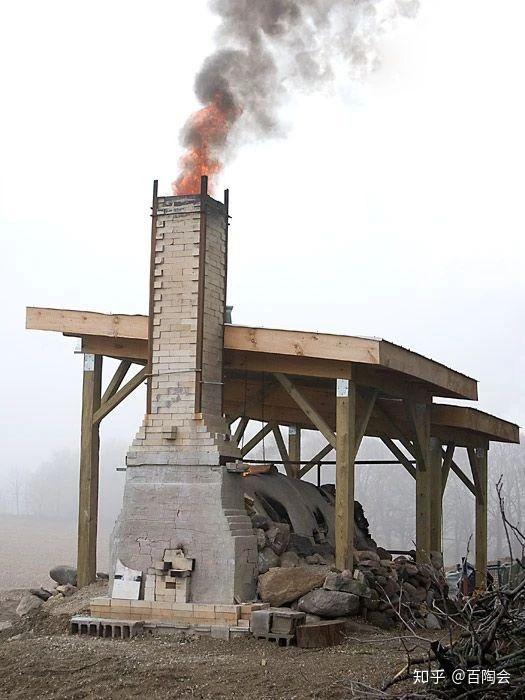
xmin=26 ymin=306 xmax=519 ymax=587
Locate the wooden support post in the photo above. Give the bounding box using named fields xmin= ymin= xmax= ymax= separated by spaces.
xmin=288 ymin=425 xmax=301 ymax=478
xmin=77 ymin=353 xmax=102 ymax=588
xmin=469 ymin=447 xmax=488 ymax=587
xmin=429 ymin=437 xmax=443 ymax=554
xmin=335 ymin=379 xmax=357 ymax=572
xmin=412 ymin=402 xmax=431 ymax=562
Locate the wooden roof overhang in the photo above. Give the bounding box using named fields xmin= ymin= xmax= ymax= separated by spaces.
xmin=26 ymin=306 xmax=520 ymax=449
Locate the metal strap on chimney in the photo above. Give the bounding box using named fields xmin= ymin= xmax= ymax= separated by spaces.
xmin=194 ymin=175 xmax=209 ymax=414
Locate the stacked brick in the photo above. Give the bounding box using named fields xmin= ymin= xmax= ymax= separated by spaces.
xmin=90 ymin=597 xmax=268 ymax=630
xmin=127 ymin=194 xmax=238 ymax=467
xmin=110 ymin=192 xmax=258 ymax=604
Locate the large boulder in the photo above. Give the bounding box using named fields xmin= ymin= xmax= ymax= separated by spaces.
xmin=298 ymin=589 xmax=360 ymax=618
xmin=324 ymin=572 xmax=371 ymax=598
xmin=258 ymin=566 xmax=326 ymax=606
xmin=16 ymin=594 xmax=43 ymax=617
xmin=258 ymin=547 xmax=280 ymax=574
xmin=50 ymin=565 xmax=77 ymax=587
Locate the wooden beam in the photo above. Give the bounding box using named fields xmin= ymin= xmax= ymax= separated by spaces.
xmin=92 ymin=366 xmax=149 ymax=425
xmin=225 ymin=350 xmax=354 ymax=380
xmin=405 ymin=400 xmax=431 ymax=470
xmin=380 ymin=437 xmax=416 ymax=479
xmin=298 ymin=444 xmax=334 ymax=479
xmin=356 ymin=389 xmax=378 ymax=451
xmin=273 ymin=425 xmax=293 ymax=477
xmin=410 ymin=402 xmax=431 ymax=561
xmin=233 ymin=417 xmax=249 ymax=446
xmin=467 ymin=447 xmax=485 ymax=504
xmin=27 ymin=306 xmax=147 ymax=340
xmin=448 ymin=458 xmax=476 ymax=496
xmin=77 ymin=354 xmax=102 ymax=588
xmin=101 ymin=360 xmax=131 ymax=404
xmin=379 ymin=341 xmax=477 ymax=400
xmin=80 ymin=336 xmax=148 ymax=363
xmin=433 ymin=404 xmax=518 ymax=444
xmin=441 ymin=443 xmax=456 ymax=496
xmin=240 ymin=422 xmax=275 ymax=458
xmin=273 ymin=373 xmax=336 ymax=448
xmin=416 ymin=463 xmax=431 ymax=562
xmin=28 ymin=307 xmax=479 ymax=400
xmin=429 ymin=437 xmax=443 ymax=553
xmin=469 ymin=447 xmax=488 ymax=585
xmin=335 ymin=379 xmax=358 ymax=572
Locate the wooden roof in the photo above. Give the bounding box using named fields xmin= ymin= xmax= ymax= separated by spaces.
xmin=26 ymin=306 xmax=520 ymax=447
xmin=27 ymin=306 xmax=477 ymax=399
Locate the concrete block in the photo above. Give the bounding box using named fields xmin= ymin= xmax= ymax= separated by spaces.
xmin=250 ymin=610 xmax=272 ymax=636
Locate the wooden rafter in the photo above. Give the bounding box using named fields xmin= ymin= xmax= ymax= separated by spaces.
xmin=273 ymin=373 xmax=336 ymax=448
xmin=405 ymin=399 xmax=430 ymax=470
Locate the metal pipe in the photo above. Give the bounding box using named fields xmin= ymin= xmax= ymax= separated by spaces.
xmin=239 ymin=459 xmax=415 ymax=465
xmin=146 ymin=179 xmax=159 ymax=414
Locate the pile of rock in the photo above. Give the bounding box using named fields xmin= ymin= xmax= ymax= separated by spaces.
xmin=252 ymin=514 xmax=335 ymax=575
xmin=15 ymin=566 xmax=108 ymax=617
xmin=254 ymin=509 xmax=447 ymax=632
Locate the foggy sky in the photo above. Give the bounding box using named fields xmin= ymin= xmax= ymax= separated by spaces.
xmin=0 ymin=0 xmax=523 ymax=482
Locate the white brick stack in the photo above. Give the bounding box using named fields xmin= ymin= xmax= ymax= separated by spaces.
xmin=111 ymin=192 xmax=257 ymax=604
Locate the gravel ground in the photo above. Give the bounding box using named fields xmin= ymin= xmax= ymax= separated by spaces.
xmin=0 ymin=587 xmax=438 ymax=699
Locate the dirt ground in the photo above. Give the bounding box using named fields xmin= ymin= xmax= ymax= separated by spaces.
xmin=0 ymin=585 xmax=440 ymax=699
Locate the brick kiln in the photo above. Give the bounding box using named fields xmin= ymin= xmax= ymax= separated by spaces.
xmin=110 ymin=181 xmax=258 ymax=604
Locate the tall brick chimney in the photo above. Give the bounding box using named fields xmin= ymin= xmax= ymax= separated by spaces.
xmin=111 ymin=181 xmax=257 ymax=603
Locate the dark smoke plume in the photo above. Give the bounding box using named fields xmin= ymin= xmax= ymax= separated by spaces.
xmin=173 ymin=0 xmax=419 ymax=194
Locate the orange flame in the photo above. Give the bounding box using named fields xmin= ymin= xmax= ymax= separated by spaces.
xmin=172 ymin=95 xmax=239 ymax=196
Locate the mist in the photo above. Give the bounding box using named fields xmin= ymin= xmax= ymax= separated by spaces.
xmin=1 ymin=428 xmax=523 ymax=589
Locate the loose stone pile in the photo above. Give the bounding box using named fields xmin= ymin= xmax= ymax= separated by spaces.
xmin=252 ymin=511 xmax=447 ymax=631
xmin=15 ymin=566 xmax=108 ymax=617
